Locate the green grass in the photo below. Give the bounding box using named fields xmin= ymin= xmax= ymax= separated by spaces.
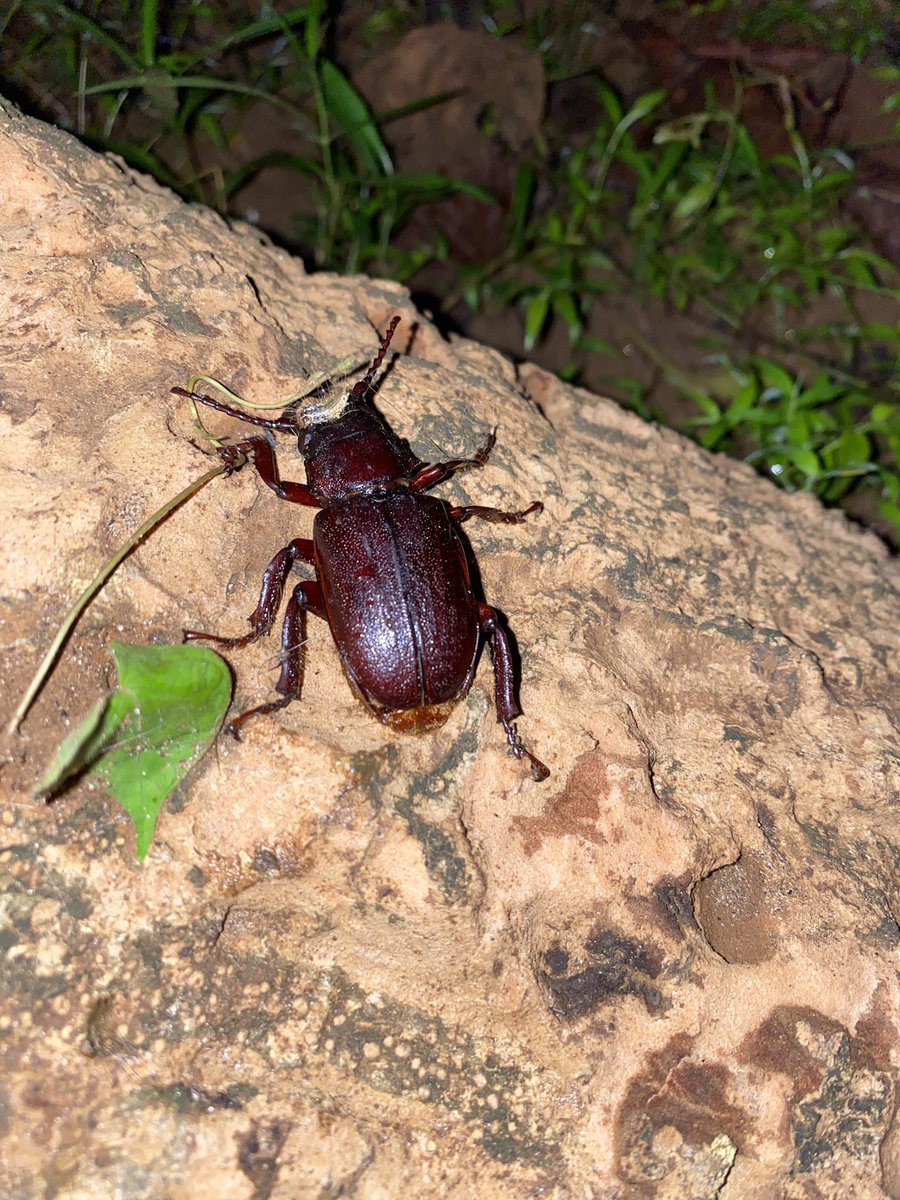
xmin=0 ymin=0 xmax=480 ymax=275
xmin=2 ymin=0 xmax=898 ymax=539
xmin=459 ymin=76 xmax=899 ymax=531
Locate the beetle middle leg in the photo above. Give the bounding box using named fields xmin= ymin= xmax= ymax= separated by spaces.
xmin=183 ymin=537 xmax=315 ymax=649
xmin=226 ymin=580 xmax=327 ymax=739
xmin=477 ymin=603 xmax=549 ymax=781
xmin=449 ymin=501 xmax=543 ymax=525
xmin=408 ymin=429 xmax=497 ymax=492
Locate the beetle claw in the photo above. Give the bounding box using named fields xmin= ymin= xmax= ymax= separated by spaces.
xmin=217 ymin=444 xmax=248 ymax=475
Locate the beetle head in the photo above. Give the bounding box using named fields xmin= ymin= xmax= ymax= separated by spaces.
xmin=295 ymin=315 xmax=401 ymax=430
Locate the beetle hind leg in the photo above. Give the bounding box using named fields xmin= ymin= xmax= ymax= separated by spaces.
xmin=226 ymin=580 xmax=327 ymax=739
xmin=478 ymin=603 xmax=549 ymax=781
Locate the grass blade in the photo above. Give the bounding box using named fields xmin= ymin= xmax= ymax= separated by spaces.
xmin=8 ymin=462 xmax=227 ymax=735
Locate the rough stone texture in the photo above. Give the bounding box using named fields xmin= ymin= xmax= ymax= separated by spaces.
xmin=1 ymin=98 xmax=898 ymax=1199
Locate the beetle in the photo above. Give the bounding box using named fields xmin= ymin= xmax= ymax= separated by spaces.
xmin=172 ymin=316 xmax=549 ymax=781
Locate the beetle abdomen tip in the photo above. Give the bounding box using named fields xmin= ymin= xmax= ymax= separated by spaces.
xmin=379 ymin=701 xmax=457 ymax=734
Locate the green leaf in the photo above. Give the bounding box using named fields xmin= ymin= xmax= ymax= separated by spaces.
xmin=84 ymin=74 xmax=310 ymax=121
xmin=624 ymin=89 xmax=667 ymax=126
xmin=201 ymin=7 xmax=311 ymax=62
xmin=671 ymin=180 xmax=716 ymax=225
xmin=755 ymin=360 xmax=797 ymax=398
xmin=304 ymin=0 xmax=325 ymax=59
xmin=368 ymin=173 xmax=493 ymax=201
xmin=37 ymin=697 xmax=128 ymax=796
xmin=552 ymin=291 xmax=582 ymax=340
xmin=37 ymin=643 xmax=232 ymax=861
xmin=319 ymin=58 xmax=392 ymax=176
xmin=595 ymin=83 xmax=623 ymax=125
xmin=795 ymin=373 xmax=845 ymax=407
xmin=376 ymin=90 xmax=462 ymax=126
xmin=579 ymin=335 xmax=618 ymax=356
xmin=827 ymin=429 xmax=871 ymax=468
xmin=140 ymin=0 xmax=158 ymax=68
xmin=871 ymin=402 xmax=899 ymax=426
xmin=224 ymin=151 xmax=324 ymax=197
xmin=783 ymin=446 xmax=822 ymax=478
xmin=878 ymin=498 xmax=900 ymax=536
xmin=523 ymin=292 xmax=550 ymax=350
xmin=508 ymin=164 xmax=536 ymax=244
xmin=653 ymin=112 xmax=713 ymax=149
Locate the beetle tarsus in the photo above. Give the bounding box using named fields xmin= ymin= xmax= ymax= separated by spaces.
xmin=502 ymin=717 xmax=551 ymax=782
xmin=184 ymin=627 xmax=259 ymax=650
xmin=226 ymin=693 xmax=295 ymax=740
xmin=472 ymin=427 xmax=497 ymax=467
xmin=219 ymin=578 xmax=325 ymax=738
xmin=449 ymin=500 xmax=543 ymax=525
xmin=217 ymin=442 xmax=251 ymax=475
xmin=184 ymin=537 xmax=317 ymax=654
xmin=408 ymin=435 xmax=498 ymax=493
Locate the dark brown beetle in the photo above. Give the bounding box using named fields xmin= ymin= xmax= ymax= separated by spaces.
xmin=173 ymin=317 xmax=548 ymax=780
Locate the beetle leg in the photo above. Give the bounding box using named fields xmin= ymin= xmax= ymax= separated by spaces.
xmin=449 ymin=500 xmax=543 ymax=525
xmin=477 ymin=603 xmax=549 ymax=781
xmin=408 ymin=429 xmax=497 ymax=492
xmin=220 ymin=436 xmax=319 ymax=507
xmin=184 ymin=538 xmax=315 ymax=649
xmin=226 ymin=581 xmax=327 ymax=739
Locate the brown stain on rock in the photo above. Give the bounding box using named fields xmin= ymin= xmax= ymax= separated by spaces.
xmin=513 ymin=750 xmax=628 ymax=855
xmin=615 ymin=1034 xmax=748 ymax=1188
xmin=740 ymin=1005 xmax=894 ymax=1177
xmin=692 ymin=852 xmax=782 ymax=963
xmin=851 ymin=981 xmax=898 ymax=1072
xmin=741 ymin=1005 xmax=866 ymax=1102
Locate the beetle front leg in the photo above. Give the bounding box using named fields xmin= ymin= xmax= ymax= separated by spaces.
xmin=184 ymin=537 xmax=315 ymax=649
xmin=226 ymin=580 xmax=327 ymax=739
xmin=218 ymin=436 xmax=319 ymax=507
xmin=478 ymin=603 xmax=549 ymax=781
xmin=450 ymin=500 xmax=543 ymax=525
xmin=408 ymin=429 xmax=497 ymax=492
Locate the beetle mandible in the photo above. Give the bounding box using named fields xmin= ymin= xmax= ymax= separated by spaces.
xmin=173 ymin=316 xmax=549 ymax=781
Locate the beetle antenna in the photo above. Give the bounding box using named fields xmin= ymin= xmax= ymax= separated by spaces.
xmin=350 ymin=315 xmax=401 ymax=401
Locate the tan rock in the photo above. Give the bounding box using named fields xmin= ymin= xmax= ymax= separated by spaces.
xmin=0 ymin=98 xmax=897 ymax=1199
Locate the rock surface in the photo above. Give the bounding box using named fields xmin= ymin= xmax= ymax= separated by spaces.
xmin=1 ymin=98 xmax=898 ymax=1199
